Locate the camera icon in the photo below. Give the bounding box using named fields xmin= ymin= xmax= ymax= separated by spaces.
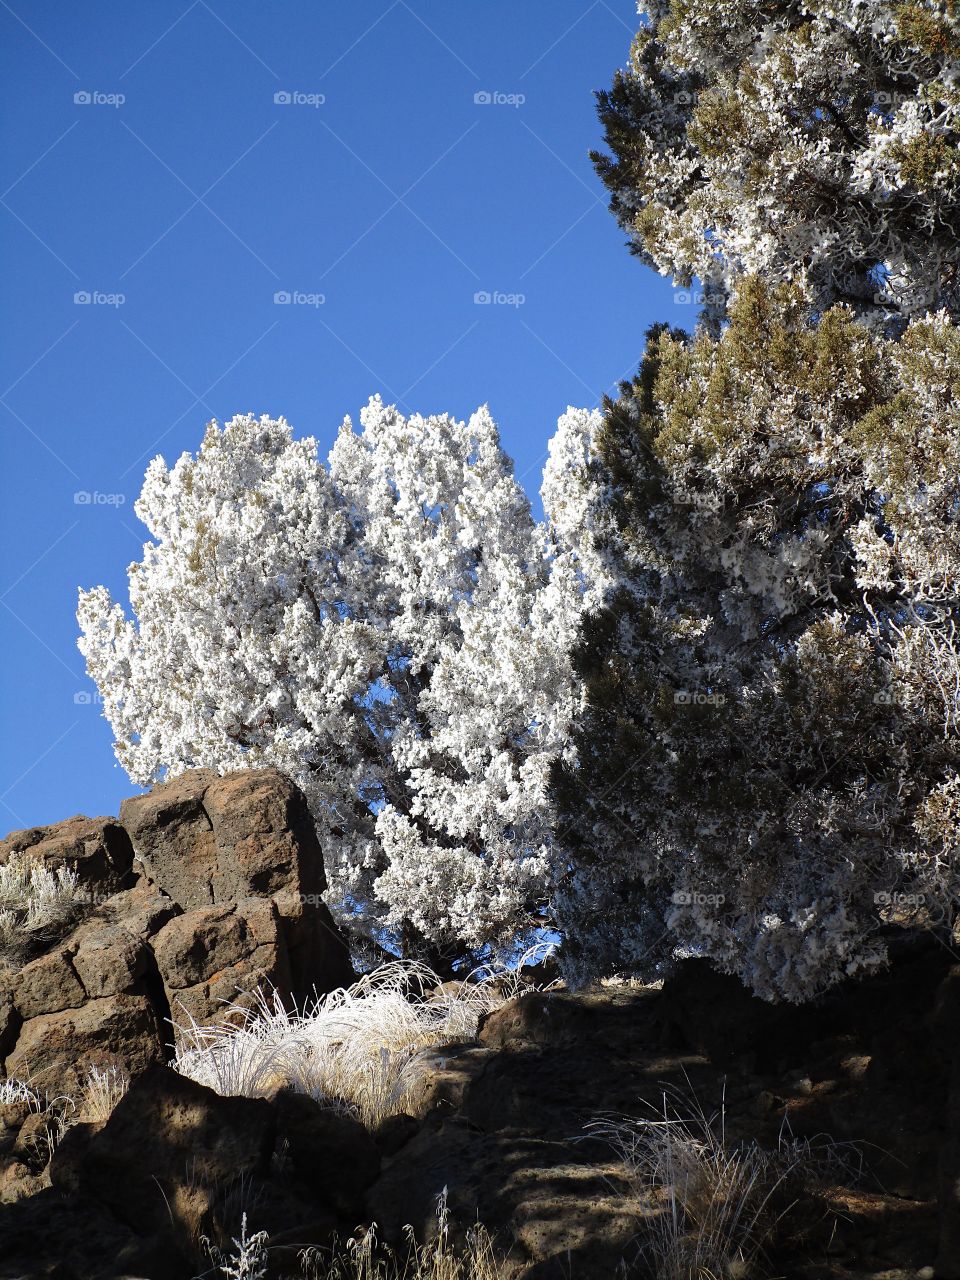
xmin=873 ymin=689 xmax=899 ymax=705
xmin=74 ymin=291 xmax=91 ymax=305
xmin=473 ymin=291 xmax=491 ymax=304
xmin=273 ymin=291 xmax=291 ymax=304
xmin=674 ymin=690 xmax=691 ymax=705
xmin=73 ymin=691 xmax=92 ymax=704
xmin=74 ymin=490 xmax=91 ymax=504
xmin=671 ymin=891 xmax=692 ymax=905
xmin=274 ymin=91 xmax=292 ymax=105
xmin=674 ymin=90 xmax=693 ymax=105
xmin=473 ymin=91 xmax=492 ymax=105
xmin=74 ymin=90 xmax=91 ymax=105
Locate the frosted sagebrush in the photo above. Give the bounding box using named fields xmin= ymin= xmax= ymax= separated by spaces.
xmin=0 ymin=851 xmax=88 ymax=956
xmin=78 ymin=401 xmax=601 ymax=960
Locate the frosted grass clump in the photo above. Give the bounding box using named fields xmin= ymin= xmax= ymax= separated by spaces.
xmin=174 ymin=955 xmax=551 ymax=1128
xmin=0 ymin=852 xmax=88 ymax=955
xmin=0 ymin=1078 xmax=40 ymax=1109
xmin=78 ymin=1063 xmax=129 ymax=1122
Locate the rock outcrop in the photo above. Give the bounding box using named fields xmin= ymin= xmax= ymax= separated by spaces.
xmin=2 ymin=774 xmax=958 ymax=1279
xmin=0 ymin=953 xmax=958 ymax=1278
xmin=0 ymin=768 xmax=354 ymax=1097
xmin=68 ymin=1065 xmax=277 ymax=1261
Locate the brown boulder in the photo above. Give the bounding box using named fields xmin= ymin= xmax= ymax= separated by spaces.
xmin=76 ymin=1065 xmax=275 ymax=1251
xmin=119 ymin=767 xmax=326 ymax=909
xmin=0 ymin=767 xmax=353 ymax=1107
xmin=71 ymin=917 xmax=154 ymax=1000
xmin=153 ymin=897 xmax=292 ymax=1026
xmin=8 ymin=946 xmax=86 ymax=1020
xmin=4 ymin=994 xmax=167 ymax=1096
xmin=120 ymin=767 xmax=354 ymax=1004
xmin=0 ymin=814 xmax=134 ymax=889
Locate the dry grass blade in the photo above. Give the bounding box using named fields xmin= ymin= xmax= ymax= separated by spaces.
xmin=78 ymin=1062 xmax=130 ymax=1122
xmin=300 ymin=1192 xmax=503 ymax=1280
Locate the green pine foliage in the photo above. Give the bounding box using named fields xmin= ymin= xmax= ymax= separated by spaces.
xmin=553 ymin=280 xmax=960 ymax=1001
xmin=592 ymin=0 xmax=960 ymax=334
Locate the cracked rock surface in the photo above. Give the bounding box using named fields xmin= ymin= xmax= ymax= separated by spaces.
xmin=0 ymin=768 xmax=354 ymax=1096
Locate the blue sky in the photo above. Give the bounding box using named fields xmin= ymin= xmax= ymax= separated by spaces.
xmin=0 ymin=1 xmax=679 ymax=831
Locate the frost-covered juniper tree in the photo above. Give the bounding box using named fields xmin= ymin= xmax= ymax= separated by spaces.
xmin=593 ymin=0 xmax=960 ymax=334
xmin=78 ymin=397 xmax=602 ymax=966
xmin=552 ymin=279 xmax=960 ymax=1002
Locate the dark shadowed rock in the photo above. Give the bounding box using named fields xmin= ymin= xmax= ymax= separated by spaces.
xmin=272 ymin=1088 xmax=380 ymax=1215
xmin=76 ymin=1065 xmax=275 ymax=1250
xmin=373 ymin=1111 xmax=421 ymax=1156
xmin=365 ymin=1117 xmax=637 ymax=1271
xmin=0 ymin=993 xmax=18 ymax=1062
xmin=937 ymin=965 xmax=960 ymax=1278
xmin=0 ymin=1187 xmax=184 ymax=1279
xmin=48 ymin=1119 xmax=103 ymax=1195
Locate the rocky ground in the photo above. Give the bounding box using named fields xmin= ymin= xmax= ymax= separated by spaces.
xmin=0 ymin=771 xmax=958 ymax=1279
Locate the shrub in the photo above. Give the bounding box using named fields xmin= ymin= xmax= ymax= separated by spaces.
xmin=78 ymin=401 xmax=600 ymax=967
xmin=593 ymin=0 xmax=960 ymax=334
xmin=553 ymin=281 xmax=960 ymax=1000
